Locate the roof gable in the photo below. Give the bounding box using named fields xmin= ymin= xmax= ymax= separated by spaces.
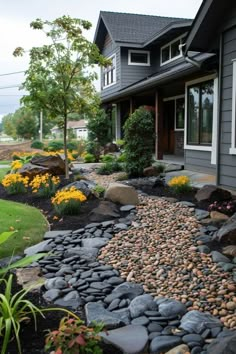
xmin=94 ymin=11 xmax=191 ymax=49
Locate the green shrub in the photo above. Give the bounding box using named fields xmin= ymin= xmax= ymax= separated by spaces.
xmin=100 ymin=154 xmax=115 ymax=163
xmin=47 ymin=140 xmax=64 ymax=151
xmin=152 ymin=162 xmax=166 ymax=174
xmin=97 ymin=161 xmax=123 ymax=175
xmin=83 ymin=153 xmax=95 ymax=163
xmin=124 ymin=106 xmax=155 ymax=177
xmin=31 ymin=140 xmax=44 ymax=149
xmin=86 ymin=140 xmax=101 ymax=162
xmin=116 ymin=139 xmax=125 ymax=149
xmin=67 ymin=141 xmax=78 ymax=152
xmin=117 ymin=153 xmax=126 ymax=163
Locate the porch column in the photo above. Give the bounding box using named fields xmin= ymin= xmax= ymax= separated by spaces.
xmin=115 ymin=103 xmax=121 ymax=140
xmin=155 ymin=90 xmax=164 ymax=160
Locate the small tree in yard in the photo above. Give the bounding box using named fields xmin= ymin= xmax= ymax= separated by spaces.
xmin=124 ymin=106 xmax=155 ymax=177
xmin=14 ymin=16 xmax=109 ymax=178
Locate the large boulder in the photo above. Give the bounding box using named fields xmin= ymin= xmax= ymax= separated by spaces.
xmin=195 ymin=185 xmax=231 ymax=203
xmin=89 ymin=201 xmax=120 ymax=222
xmin=206 ymin=331 xmax=236 ymax=354
xmin=61 ymin=180 xmax=96 ymax=198
xmin=18 ymin=163 xmax=49 ymax=179
xmin=31 ymin=154 xmax=65 ymax=175
xmin=180 ymin=310 xmax=222 ymax=334
xmin=213 ymin=212 xmax=236 ymax=243
xmin=105 ymin=182 xmax=139 ymax=205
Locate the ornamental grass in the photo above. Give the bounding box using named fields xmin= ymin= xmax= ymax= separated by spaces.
xmin=1 ymin=173 xmax=29 ymax=195
xmin=29 ymin=173 xmax=60 ymax=197
xmin=51 ymin=186 xmax=87 ymax=216
xmin=167 ymin=175 xmax=191 ymax=194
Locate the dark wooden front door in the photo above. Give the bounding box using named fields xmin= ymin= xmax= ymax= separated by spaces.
xmin=163 ymin=100 xmax=175 ymax=154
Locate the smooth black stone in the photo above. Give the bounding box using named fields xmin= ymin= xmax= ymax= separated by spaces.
xmin=77 ymin=284 xmax=89 ymax=291
xmin=148 ymin=332 xmax=162 ymax=340
xmin=188 ymin=342 xmax=204 ymax=349
xmin=144 ymin=311 xmax=161 ymax=317
xmin=90 ymin=282 xmax=111 ymax=290
xmin=183 ymin=334 xmax=204 ymax=345
xmin=211 ymin=327 xmax=222 ymax=337
xmin=45 ymin=265 xmax=59 ymax=272
xmin=169 ymin=320 xmax=180 ymax=326
xmin=191 ymin=347 xmax=202 ymax=354
xmin=118 ymin=299 xmax=127 ymax=308
xmin=88 ymin=262 xmax=100 ymax=268
xmin=44 ymin=273 xmax=56 ymax=279
xmin=147 ymin=322 xmax=163 ymax=333
xmin=201 ymin=329 xmax=211 ymax=339
xmin=108 ymin=299 xmax=120 ymax=311
xmin=85 ymin=296 xmax=96 ymax=302
xmin=162 ymin=326 xmax=177 ymax=335
xmin=93 ymin=265 xmax=113 ymax=271
xmin=80 ymin=270 xmax=93 ymax=279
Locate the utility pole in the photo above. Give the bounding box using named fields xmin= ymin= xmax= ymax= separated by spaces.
xmin=39 ymin=110 xmax=43 ymax=142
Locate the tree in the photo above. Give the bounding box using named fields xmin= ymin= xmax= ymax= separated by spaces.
xmin=14 ymin=16 xmax=109 ymax=178
xmin=87 ymin=109 xmax=111 ymax=147
xmin=2 ymin=113 xmax=17 ymax=139
xmin=15 ymin=109 xmax=37 ymax=139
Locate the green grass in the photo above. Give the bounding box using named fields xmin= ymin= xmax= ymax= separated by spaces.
xmin=0 ymin=160 xmax=11 ymax=165
xmin=0 ymin=199 xmax=49 ymax=258
xmin=0 ymin=168 xmax=10 ymax=182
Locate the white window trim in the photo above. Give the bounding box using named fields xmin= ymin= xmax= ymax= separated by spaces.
xmin=128 ymin=50 xmax=150 ymax=66
xmin=184 ymin=74 xmax=217 ymax=155
xmin=160 ymin=34 xmax=184 ymax=66
xmin=102 ymin=54 xmax=116 ymax=89
xmin=229 ymin=59 xmax=236 ymax=155
xmin=163 ymin=94 xmax=185 ymax=131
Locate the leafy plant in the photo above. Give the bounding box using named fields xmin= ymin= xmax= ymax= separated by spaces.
xmin=83 ymin=153 xmax=95 ymax=163
xmin=29 ymin=173 xmax=60 ymax=197
xmin=117 ymin=153 xmax=126 ymax=163
xmin=0 ymin=274 xmax=44 ymax=354
xmin=115 ymin=139 xmax=125 ymax=149
xmin=51 ymin=186 xmax=87 ymax=216
xmin=67 ymin=141 xmax=78 ymax=152
xmin=47 ymin=141 xmax=64 ymax=152
xmin=97 ymin=161 xmax=123 ymax=175
xmin=1 ymin=173 xmax=29 ymax=194
xmin=167 ymin=175 xmax=191 ymax=194
xmin=124 ymin=106 xmax=155 ymax=177
xmin=87 ymin=109 xmax=112 ymax=148
xmin=45 ymin=316 xmax=104 ymax=354
xmin=152 ymin=163 xmax=166 ymax=174
xmin=92 ymin=185 xmax=105 ymax=198
xmin=100 ymin=154 xmax=115 ymax=163
xmin=31 ymin=140 xmax=44 ymax=149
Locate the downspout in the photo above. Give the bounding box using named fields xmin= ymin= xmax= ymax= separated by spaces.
xmin=216 ymin=33 xmax=223 ymax=186
xmin=180 ymin=43 xmax=202 ymax=68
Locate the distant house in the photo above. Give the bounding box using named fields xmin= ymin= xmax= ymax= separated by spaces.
xmin=50 ymin=120 xmax=88 ymax=140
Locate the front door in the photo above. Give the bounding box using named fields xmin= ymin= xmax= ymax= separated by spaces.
xmin=163 ymin=100 xmax=175 ymax=154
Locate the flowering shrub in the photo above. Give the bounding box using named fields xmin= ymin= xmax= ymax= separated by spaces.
xmin=45 ymin=316 xmax=103 ymax=354
xmin=51 ymin=186 xmax=87 ymax=215
xmin=168 ymin=175 xmax=191 ymax=194
xmin=208 ymin=200 xmax=236 ymax=216
xmin=29 ymin=173 xmax=60 ymax=197
xmin=11 ymin=160 xmax=23 ymax=172
xmin=2 ymin=173 xmax=29 ymax=194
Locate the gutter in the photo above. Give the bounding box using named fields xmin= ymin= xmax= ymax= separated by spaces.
xmin=180 ymin=43 xmax=201 ymax=68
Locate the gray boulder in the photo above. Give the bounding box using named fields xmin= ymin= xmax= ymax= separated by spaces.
xmin=112 ymin=282 xmax=144 ymax=300
xmin=206 ymin=331 xmax=236 ymax=354
xmin=89 ymin=201 xmax=120 ymax=222
xmin=180 ymin=310 xmax=222 ymax=334
xmin=81 ymin=237 xmax=108 ymax=249
xmin=214 ymin=212 xmax=236 ymax=243
xmin=61 ymin=180 xmax=96 ymax=197
xmin=129 ymin=294 xmax=158 ymax=319
xmin=159 ymin=299 xmax=187 ymax=318
xmin=105 ymin=182 xmax=139 ymax=205
xmin=100 ymin=325 xmax=148 ymax=354
xmin=150 ymin=335 xmax=182 ymax=353
xmin=64 ymin=247 xmax=98 ymax=260
xmin=85 ymin=302 xmax=126 ymax=329
xmin=24 ymin=240 xmax=51 ymax=256
xmin=195 ymin=185 xmax=231 ymax=203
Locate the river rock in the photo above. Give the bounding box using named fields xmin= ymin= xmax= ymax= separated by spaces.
xmin=85 ymin=302 xmax=126 ymax=329
xmin=112 ymin=282 xmax=144 ymax=300
xmin=81 ymin=237 xmax=108 ymax=249
xmin=105 ymin=182 xmax=139 ymax=205
xmin=64 ymin=247 xmax=98 ymax=260
xmin=165 ymin=345 xmax=190 ymax=354
xmin=89 ymin=201 xmax=120 ymax=221
xmin=211 ymin=251 xmax=231 ymax=263
xmin=159 ymin=299 xmax=187 ymax=318
xmin=100 ymin=325 xmax=148 ymax=354
xmin=180 ymin=310 xmax=222 ymax=334
xmin=129 ymin=294 xmax=158 ymax=318
xmin=150 ymin=335 xmax=182 ymax=353
xmin=206 ymin=331 xmax=236 ymax=354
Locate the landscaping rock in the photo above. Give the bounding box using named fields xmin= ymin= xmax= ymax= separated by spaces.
xmin=24 ymin=240 xmax=51 ymax=256
xmin=81 ymin=238 xmax=108 ymax=249
xmin=195 ymin=209 xmax=210 ymax=221
xmin=150 ymin=335 xmax=182 ymax=353
xmin=211 ymin=251 xmax=231 ymax=263
xmin=105 ymin=182 xmax=139 ymax=205
xmin=18 ymin=163 xmax=49 ymax=179
xmin=112 ymin=282 xmax=144 ymax=300
xmin=43 ymin=289 xmax=61 ymax=302
xmin=54 ymin=290 xmax=82 ymax=310
xmin=210 ymin=211 xmax=229 ymax=221
xmin=120 ymin=205 xmax=136 ymax=212
xmin=129 ymin=294 xmax=158 ymax=318
xmin=31 ymin=154 xmax=65 ymax=175
xmin=195 ymin=185 xmax=231 ymax=203
xmin=143 ymin=166 xmax=160 ymax=177
xmin=89 ymin=201 xmax=120 ymax=222
xmin=165 ymin=345 xmax=190 ymax=354
xmin=85 ymin=302 xmax=126 ymax=329
xmin=158 ymin=299 xmax=187 ymax=318
xmin=61 ymin=180 xmax=96 ymax=197
xmin=214 ymin=212 xmax=236 ymax=243
xmin=100 ymin=325 xmax=148 ymax=354
xmin=180 ymin=310 xmax=222 ymax=334
xmin=65 ymin=247 xmax=98 ymax=260
xmin=206 ymin=331 xmax=236 ymax=354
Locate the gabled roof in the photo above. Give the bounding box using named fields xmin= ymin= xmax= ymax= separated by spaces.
xmin=185 ymin=0 xmax=232 ymax=52
xmin=94 ymin=11 xmax=191 ymax=49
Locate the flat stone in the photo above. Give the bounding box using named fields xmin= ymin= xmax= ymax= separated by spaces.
xmin=85 ymin=302 xmax=126 ymax=329
xmin=54 ymin=290 xmax=82 ymax=310
xmin=44 ymin=230 xmax=71 ymax=240
xmin=159 ymin=299 xmax=187 ymax=318
xmin=114 ymin=223 xmax=129 ymax=231
xmin=211 ymin=251 xmax=231 ymax=263
xmin=90 ymin=282 xmax=111 ymax=290
xmin=131 ymin=316 xmax=149 ymax=326
xmin=100 ymin=325 xmax=148 ymax=354
xmin=120 ymin=205 xmax=136 ymax=212
xmin=182 ymin=334 xmax=204 ymax=345
xmin=147 ymin=322 xmax=163 ymax=333
xmin=85 ymin=223 xmax=101 ymax=229
xmin=150 ymin=335 xmax=182 ymax=353
xmin=44 ymin=277 xmax=67 ymax=290
xmin=43 ymin=289 xmax=61 ymax=302
xmin=198 ymin=245 xmax=211 ymax=254
xmin=195 ymin=209 xmax=210 ymax=221
xmin=129 ymin=294 xmax=158 ymax=319
xmin=65 ymin=247 xmax=98 ymax=260
xmin=179 ymin=201 xmax=196 ymax=207
xmin=106 ymin=277 xmax=124 ymax=285
xmin=180 ymin=310 xmax=222 ymax=334
xmin=112 ymin=282 xmax=144 ymax=300
xmin=210 ymin=211 xmax=229 ymax=221
xmin=108 ymin=299 xmax=121 ymax=311
xmin=112 ymin=308 xmax=131 ymax=326
xmin=24 ymin=239 xmax=51 ymax=256
xmin=81 ymin=238 xmax=108 ymax=249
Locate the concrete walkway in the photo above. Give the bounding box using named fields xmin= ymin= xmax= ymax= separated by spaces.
xmin=165 ymin=169 xmax=216 ymax=188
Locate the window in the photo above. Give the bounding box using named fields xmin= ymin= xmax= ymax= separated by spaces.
xmin=161 ymin=35 xmax=185 ymax=65
xmin=102 ymin=54 xmax=116 ymax=88
xmin=230 ymin=59 xmax=236 ymax=154
xmin=187 ymin=80 xmax=214 ymax=146
xmin=128 ymin=50 xmax=150 ymax=66
xmin=175 ymin=97 xmax=185 ymax=130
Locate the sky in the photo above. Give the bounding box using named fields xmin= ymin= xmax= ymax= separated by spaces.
xmin=0 ymin=0 xmax=202 ymax=120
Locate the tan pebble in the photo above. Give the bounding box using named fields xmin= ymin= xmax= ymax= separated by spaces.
xmin=213 ymin=309 xmax=219 ymax=316
xmin=228 ymin=284 xmax=236 ymax=291
xmin=219 ymin=309 xmax=228 ymax=316
xmin=226 ymin=302 xmax=236 ymax=311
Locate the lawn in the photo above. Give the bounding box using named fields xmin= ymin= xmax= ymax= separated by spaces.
xmin=0 ymin=167 xmax=10 ymax=182
xmin=0 ymin=199 xmax=49 ymax=258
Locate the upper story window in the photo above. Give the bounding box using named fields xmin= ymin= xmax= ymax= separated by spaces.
xmin=102 ymin=54 xmax=116 ymax=89
xmin=161 ymin=35 xmax=185 ymax=66
xmin=128 ymin=50 xmax=150 ymax=66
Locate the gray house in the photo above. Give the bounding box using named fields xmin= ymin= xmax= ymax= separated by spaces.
xmin=94 ymin=10 xmax=217 ymax=177
xmin=185 ymin=0 xmax=236 ymax=190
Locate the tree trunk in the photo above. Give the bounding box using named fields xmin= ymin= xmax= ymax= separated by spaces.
xmin=63 ymin=114 xmax=69 ymax=179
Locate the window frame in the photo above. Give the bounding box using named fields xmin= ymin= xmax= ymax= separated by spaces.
xmin=160 ymin=35 xmax=185 ymax=66
xmin=229 ymin=59 xmax=236 ymax=155
xmin=163 ymin=94 xmax=185 ymax=131
xmin=128 ymin=50 xmax=150 ymax=66
xmin=102 ymin=54 xmax=116 ymax=89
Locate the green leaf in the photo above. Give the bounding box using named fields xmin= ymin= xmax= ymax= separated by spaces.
xmin=0 ymin=253 xmax=47 ymax=275
xmin=0 ymin=231 xmax=16 ymax=245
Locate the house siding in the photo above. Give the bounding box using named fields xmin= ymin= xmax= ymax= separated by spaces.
xmin=185 ymin=150 xmax=216 ymax=175
xmin=218 ymin=11 xmax=236 ymax=189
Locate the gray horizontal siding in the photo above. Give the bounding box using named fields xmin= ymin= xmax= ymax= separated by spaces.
xmin=185 ymin=149 xmax=216 ymax=175
xmin=218 ymin=16 xmax=236 ymax=189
